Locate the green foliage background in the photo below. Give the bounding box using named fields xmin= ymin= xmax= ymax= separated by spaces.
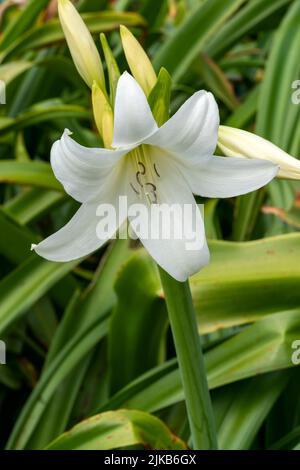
xmin=0 ymin=0 xmax=300 ymax=450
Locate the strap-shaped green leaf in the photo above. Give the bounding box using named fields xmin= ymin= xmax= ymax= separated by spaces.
xmin=46 ymin=410 xmax=187 ymax=450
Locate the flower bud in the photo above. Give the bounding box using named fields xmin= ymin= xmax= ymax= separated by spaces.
xmin=58 ymin=0 xmax=105 ymax=90
xmin=218 ymin=125 xmax=300 ymax=180
xmin=120 ymin=25 xmax=156 ymax=96
xmin=92 ymin=81 xmax=113 ymax=148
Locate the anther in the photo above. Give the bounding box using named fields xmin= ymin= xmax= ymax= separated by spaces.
xmin=145 ymin=183 xmax=158 ymax=204
xmin=136 ymin=161 xmax=146 ymax=187
xmin=130 ymin=182 xmax=140 ymax=195
xmin=154 ymin=163 xmax=160 ymax=178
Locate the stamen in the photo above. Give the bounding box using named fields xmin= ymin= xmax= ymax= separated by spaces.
xmin=136 ymin=162 xmax=146 ymax=187
xmin=154 ymin=163 xmax=161 ymax=178
xmin=129 ymin=146 xmax=161 ymax=204
xmin=145 ymin=182 xmax=157 ymax=191
xmin=138 ymin=162 xmax=146 ymax=174
xmin=145 ymin=183 xmax=158 ymax=204
xmin=130 ymin=182 xmax=140 ymax=195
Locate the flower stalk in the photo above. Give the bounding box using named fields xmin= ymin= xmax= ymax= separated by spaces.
xmin=159 ymin=268 xmax=218 ymax=450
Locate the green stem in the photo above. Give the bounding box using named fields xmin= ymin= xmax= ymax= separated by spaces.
xmin=159 ymin=268 xmax=218 ymax=450
xmin=232 ymin=189 xmax=265 ymax=241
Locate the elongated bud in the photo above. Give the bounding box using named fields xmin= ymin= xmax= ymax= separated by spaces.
xmin=92 ymin=81 xmax=113 ymax=148
xmin=58 ymin=0 xmax=105 ymax=90
xmin=120 ymin=25 xmax=156 ymax=96
xmin=102 ymin=104 xmax=114 ymax=149
xmin=218 ymin=125 xmax=300 ymax=180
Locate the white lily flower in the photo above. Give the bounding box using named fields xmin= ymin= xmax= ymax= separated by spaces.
xmin=218 ymin=125 xmax=300 ymax=180
xmin=32 ymin=73 xmax=278 ymax=281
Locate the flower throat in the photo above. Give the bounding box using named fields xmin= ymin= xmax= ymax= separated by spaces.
xmin=129 ymin=145 xmax=161 ymax=204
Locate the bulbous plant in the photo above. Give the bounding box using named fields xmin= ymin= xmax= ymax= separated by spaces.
xmin=30 ymin=0 xmax=300 ymax=450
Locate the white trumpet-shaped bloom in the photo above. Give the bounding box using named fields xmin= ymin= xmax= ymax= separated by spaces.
xmin=33 ymin=73 xmax=278 ymax=281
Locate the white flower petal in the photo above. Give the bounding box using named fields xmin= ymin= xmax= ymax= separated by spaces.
xmin=179 ymin=155 xmax=279 ymax=198
xmin=33 ymin=181 xmax=127 ymax=262
xmin=33 ymin=202 xmax=104 ymax=262
xmin=51 ymin=129 xmax=128 ymax=203
xmin=112 ymin=72 xmax=158 ymax=148
xmin=128 ymin=159 xmax=208 ymax=281
xmin=144 ymin=90 xmax=219 ymax=162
